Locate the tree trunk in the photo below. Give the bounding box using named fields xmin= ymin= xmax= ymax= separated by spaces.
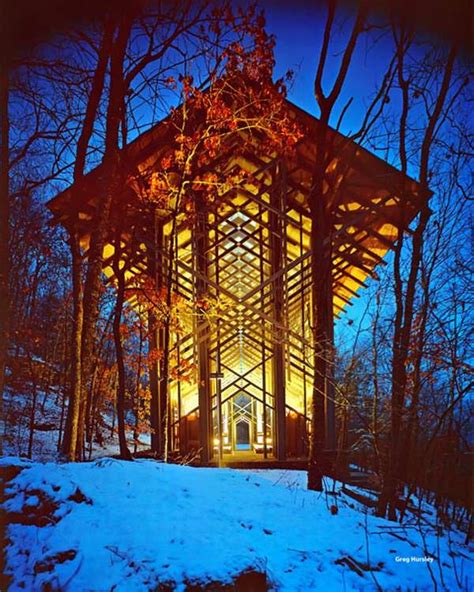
xmin=307 ymin=0 xmax=368 ymax=491
xmin=62 ymin=235 xmax=84 ymax=459
xmin=307 ymin=93 xmax=335 ymax=491
xmin=112 ymin=226 xmax=132 ymax=461
xmin=62 ymin=16 xmax=115 ymax=460
xmin=78 ymin=13 xmax=134 ymax=458
xmin=26 ymin=357 xmax=38 ymax=459
xmin=307 ymin=190 xmax=333 ymax=491
xmin=0 ymin=50 xmax=9 ymax=456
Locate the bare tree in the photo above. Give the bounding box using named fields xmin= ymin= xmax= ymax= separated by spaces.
xmin=0 ymin=34 xmax=10 ymax=456
xmin=61 ymin=15 xmax=116 ymax=461
xmin=308 ymin=0 xmax=370 ymax=491
xmin=376 ymin=29 xmax=458 ymax=519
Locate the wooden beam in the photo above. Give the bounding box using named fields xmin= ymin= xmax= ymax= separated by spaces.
xmin=270 ymin=163 xmax=286 ymax=461
xmin=194 ymin=200 xmax=212 ymax=463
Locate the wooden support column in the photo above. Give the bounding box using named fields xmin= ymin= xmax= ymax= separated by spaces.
xmin=259 ymin=205 xmax=268 ymax=459
xmin=194 ymin=201 xmax=211 ymax=463
xmin=147 ymin=310 xmax=160 ymax=454
xmin=300 ymin=212 xmax=309 ymax=422
xmin=146 ymin=211 xmax=165 ymax=455
xmin=270 ymin=162 xmax=286 ymax=461
xmin=215 ymin=220 xmax=224 ymax=464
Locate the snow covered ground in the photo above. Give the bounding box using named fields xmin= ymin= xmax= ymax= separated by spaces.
xmin=2 ymin=457 xmax=472 ymax=591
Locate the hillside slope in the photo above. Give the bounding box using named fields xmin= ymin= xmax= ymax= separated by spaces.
xmin=1 ymin=458 xmax=472 ymax=591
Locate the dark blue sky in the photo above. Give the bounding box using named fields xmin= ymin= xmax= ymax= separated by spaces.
xmin=262 ymin=1 xmax=395 ymax=138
